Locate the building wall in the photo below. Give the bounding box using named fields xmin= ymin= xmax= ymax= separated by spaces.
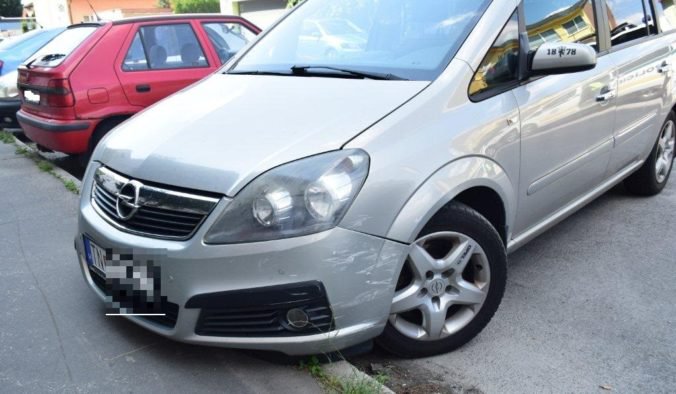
xmin=221 ymin=0 xmax=287 ymax=29
xmin=33 ymin=0 xmax=71 ymax=28
xmin=69 ymin=0 xmax=159 ymax=23
xmin=32 ymin=0 xmax=162 ymax=27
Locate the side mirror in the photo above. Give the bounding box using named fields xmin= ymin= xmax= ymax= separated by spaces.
xmin=530 ymin=42 xmax=596 ymax=76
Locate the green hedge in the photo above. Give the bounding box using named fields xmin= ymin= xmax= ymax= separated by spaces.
xmin=173 ymin=0 xmax=220 ymax=14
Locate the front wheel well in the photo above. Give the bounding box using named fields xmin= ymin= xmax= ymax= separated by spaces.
xmin=431 ymin=187 xmax=507 ymax=245
xmin=89 ymin=115 xmax=130 ymax=149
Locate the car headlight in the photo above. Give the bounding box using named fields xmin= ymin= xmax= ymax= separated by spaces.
xmin=204 ymin=149 xmax=370 ymax=244
xmin=0 ymin=70 xmax=18 ymax=98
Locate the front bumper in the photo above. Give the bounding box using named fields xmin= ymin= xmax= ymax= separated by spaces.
xmin=0 ymin=98 xmax=20 ymax=128
xmin=17 ymin=109 xmax=96 ymax=154
xmin=75 ymin=163 xmax=409 ymax=355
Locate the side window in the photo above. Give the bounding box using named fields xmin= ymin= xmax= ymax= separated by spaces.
xmin=653 ymin=0 xmax=676 ymax=32
xmin=123 ymin=32 xmax=148 ymax=71
xmin=605 ymin=0 xmax=654 ymax=46
xmin=469 ymin=11 xmax=520 ymax=99
xmin=524 ymin=0 xmax=598 ymax=52
xmin=202 ymin=22 xmax=256 ymax=65
xmin=122 ymin=23 xmax=208 ymax=71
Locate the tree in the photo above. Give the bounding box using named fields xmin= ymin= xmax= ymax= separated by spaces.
xmin=287 ymin=0 xmax=302 ymax=8
xmin=0 ymin=0 xmax=22 ymax=17
xmin=157 ymin=0 xmax=171 ymax=8
xmin=172 ymin=0 xmax=219 ymax=14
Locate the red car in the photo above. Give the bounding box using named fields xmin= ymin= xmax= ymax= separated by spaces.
xmin=17 ymin=14 xmax=259 ymax=162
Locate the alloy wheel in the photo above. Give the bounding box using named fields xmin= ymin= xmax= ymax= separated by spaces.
xmin=389 ymin=232 xmax=490 ymax=341
xmin=656 ymin=120 xmax=676 ymax=184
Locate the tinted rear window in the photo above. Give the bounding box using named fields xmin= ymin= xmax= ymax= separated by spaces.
xmin=29 ymin=26 xmax=98 ymax=67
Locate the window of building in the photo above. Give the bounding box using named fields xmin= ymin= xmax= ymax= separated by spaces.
xmin=563 ymin=15 xmax=588 ymax=34
xmin=524 ymin=0 xmax=598 ymax=51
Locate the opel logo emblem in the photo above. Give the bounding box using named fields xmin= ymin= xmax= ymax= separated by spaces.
xmin=116 ymin=180 xmax=143 ymax=221
xmin=429 ymin=279 xmax=446 ymax=296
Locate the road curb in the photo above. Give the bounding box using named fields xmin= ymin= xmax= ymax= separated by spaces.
xmin=13 ymin=136 xmax=83 ymax=189
xmin=323 ymin=360 xmax=395 ymax=394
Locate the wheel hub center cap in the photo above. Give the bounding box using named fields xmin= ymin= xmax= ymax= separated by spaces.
xmin=428 ymin=278 xmax=446 ymax=296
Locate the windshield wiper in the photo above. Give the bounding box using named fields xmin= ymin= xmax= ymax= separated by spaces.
xmin=290 ymin=65 xmax=408 ymax=80
xmin=25 ymin=57 xmax=38 ymax=69
xmin=227 ymin=69 xmax=293 ymax=76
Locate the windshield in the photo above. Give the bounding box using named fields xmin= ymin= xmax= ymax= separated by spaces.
xmin=29 ymin=26 xmax=98 ymax=68
xmin=230 ymin=0 xmax=491 ymax=81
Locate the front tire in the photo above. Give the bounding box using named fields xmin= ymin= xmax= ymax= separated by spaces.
xmin=377 ymin=202 xmax=507 ymax=358
xmin=624 ymin=112 xmax=675 ymax=196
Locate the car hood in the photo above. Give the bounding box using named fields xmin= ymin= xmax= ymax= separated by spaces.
xmin=97 ymin=74 xmax=428 ymax=196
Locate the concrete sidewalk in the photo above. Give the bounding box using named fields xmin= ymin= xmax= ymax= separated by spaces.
xmin=0 ymin=141 xmax=322 ymax=393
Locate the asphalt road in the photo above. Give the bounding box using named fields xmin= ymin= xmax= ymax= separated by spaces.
xmin=0 ymin=141 xmax=322 ymax=393
xmin=354 ymin=179 xmax=676 ymax=393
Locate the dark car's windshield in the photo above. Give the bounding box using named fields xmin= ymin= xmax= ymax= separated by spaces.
xmin=230 ymin=0 xmax=491 ymax=81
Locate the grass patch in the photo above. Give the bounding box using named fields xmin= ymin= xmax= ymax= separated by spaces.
xmin=37 ymin=160 xmax=54 ymax=172
xmin=0 ymin=130 xmax=15 ymax=144
xmin=300 ymin=357 xmax=389 ymax=394
xmin=63 ymin=180 xmax=79 ymax=194
xmin=10 ymin=140 xmax=81 ymax=195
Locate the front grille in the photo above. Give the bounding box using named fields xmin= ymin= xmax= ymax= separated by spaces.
xmin=91 ymin=166 xmax=220 ymax=240
xmin=88 ymin=267 xmax=179 ymax=329
xmin=187 ymin=281 xmax=334 ymax=338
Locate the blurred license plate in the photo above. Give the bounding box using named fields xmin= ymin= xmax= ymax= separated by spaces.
xmin=83 ymin=236 xmax=107 ymax=275
xmin=23 ymin=90 xmax=40 ymax=104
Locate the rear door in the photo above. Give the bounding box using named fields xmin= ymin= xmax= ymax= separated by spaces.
xmin=604 ymin=0 xmax=672 ymax=174
xmin=116 ymin=20 xmax=213 ymax=107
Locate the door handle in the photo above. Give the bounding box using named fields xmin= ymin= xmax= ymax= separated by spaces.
xmin=136 ymin=84 xmax=151 ymax=93
xmin=658 ymin=61 xmax=671 ymax=75
xmin=596 ymin=88 xmax=616 ymax=103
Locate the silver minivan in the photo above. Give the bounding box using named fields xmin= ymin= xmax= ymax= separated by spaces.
xmin=76 ymin=0 xmax=676 ymax=357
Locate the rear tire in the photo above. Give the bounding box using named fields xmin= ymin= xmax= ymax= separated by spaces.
xmin=77 ymin=118 xmax=126 ymax=167
xmin=376 ymin=202 xmax=507 ymax=358
xmin=624 ymin=112 xmax=675 ymax=196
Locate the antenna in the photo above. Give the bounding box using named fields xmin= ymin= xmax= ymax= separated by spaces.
xmin=86 ymin=1 xmax=101 ymax=21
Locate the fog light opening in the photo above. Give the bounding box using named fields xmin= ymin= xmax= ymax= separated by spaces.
xmin=286 ymin=308 xmax=309 ymax=329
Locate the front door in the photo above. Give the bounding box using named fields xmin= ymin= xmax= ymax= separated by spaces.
xmin=512 ymin=0 xmax=617 ymax=235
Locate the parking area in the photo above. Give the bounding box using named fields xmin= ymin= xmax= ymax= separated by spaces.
xmin=353 ymin=180 xmax=676 ymax=393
